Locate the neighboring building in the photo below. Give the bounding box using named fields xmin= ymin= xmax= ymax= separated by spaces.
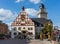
xmin=52 ymin=26 xmax=59 ymax=41
xmin=31 ymin=3 xmax=53 ymax=39
xmin=53 ymin=26 xmax=60 ymax=41
xmin=0 ymin=21 xmax=9 ymax=35
xmin=11 ymin=7 xmax=35 ymax=39
xmin=11 ymin=3 xmax=53 ymax=39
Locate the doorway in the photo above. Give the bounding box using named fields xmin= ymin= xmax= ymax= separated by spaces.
xmin=21 ymin=30 xmax=27 ymax=39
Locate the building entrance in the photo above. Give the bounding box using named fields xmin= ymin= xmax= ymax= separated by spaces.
xmin=21 ymin=30 xmax=27 ymax=39
xmin=14 ymin=30 xmax=28 ymax=39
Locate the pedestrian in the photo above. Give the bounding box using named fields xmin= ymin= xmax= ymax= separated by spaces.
xmin=57 ymin=34 xmax=60 ymax=44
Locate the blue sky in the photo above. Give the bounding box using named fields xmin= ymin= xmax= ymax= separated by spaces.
xmin=0 ymin=0 xmax=60 ymax=29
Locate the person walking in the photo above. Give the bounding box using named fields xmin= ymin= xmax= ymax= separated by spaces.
xmin=57 ymin=34 xmax=60 ymax=44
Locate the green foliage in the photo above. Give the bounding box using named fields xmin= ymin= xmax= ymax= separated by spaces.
xmin=42 ymin=22 xmax=52 ymax=33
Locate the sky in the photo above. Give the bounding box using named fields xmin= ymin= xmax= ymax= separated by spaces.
xmin=0 ymin=0 xmax=60 ymax=30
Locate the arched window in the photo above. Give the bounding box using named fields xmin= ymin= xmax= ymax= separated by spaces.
xmin=28 ymin=28 xmax=33 ymax=30
xmin=30 ymin=32 xmax=33 ymax=35
xmin=31 ymin=28 xmax=33 ymax=30
xmin=14 ymin=32 xmax=17 ymax=35
xmin=28 ymin=28 xmax=30 ymax=30
xmin=28 ymin=32 xmax=33 ymax=35
xmin=18 ymin=27 xmax=21 ymax=30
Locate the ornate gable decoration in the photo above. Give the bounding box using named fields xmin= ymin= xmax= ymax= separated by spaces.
xmin=11 ymin=7 xmax=34 ymax=26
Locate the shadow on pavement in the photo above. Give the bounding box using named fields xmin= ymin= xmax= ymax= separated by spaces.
xmin=0 ymin=39 xmax=30 ymax=44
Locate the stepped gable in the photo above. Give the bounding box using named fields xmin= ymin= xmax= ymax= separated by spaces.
xmin=11 ymin=7 xmax=34 ymax=26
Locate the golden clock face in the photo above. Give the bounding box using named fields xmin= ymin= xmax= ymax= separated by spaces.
xmin=21 ymin=15 xmax=25 ymax=19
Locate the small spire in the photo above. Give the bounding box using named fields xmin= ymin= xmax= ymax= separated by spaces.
xmin=40 ymin=3 xmax=45 ymax=8
xmin=22 ymin=6 xmax=25 ymax=11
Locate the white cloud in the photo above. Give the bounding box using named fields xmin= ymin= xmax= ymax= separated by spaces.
xmin=0 ymin=8 xmax=38 ymax=30
xmin=0 ymin=8 xmax=17 ymax=30
xmin=0 ymin=8 xmax=17 ymax=21
xmin=15 ymin=0 xmax=23 ymax=3
xmin=30 ymin=0 xmax=40 ymax=4
xmin=25 ymin=8 xmax=38 ymax=17
xmin=0 ymin=8 xmax=17 ymax=27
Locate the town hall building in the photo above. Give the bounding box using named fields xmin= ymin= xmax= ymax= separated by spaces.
xmin=11 ymin=6 xmax=35 ymax=39
xmin=11 ymin=3 xmax=53 ymax=39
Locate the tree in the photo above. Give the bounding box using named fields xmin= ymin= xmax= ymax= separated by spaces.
xmin=42 ymin=22 xmax=52 ymax=40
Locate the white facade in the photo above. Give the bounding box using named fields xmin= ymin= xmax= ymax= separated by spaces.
xmin=11 ymin=7 xmax=35 ymax=39
xmin=11 ymin=26 xmax=35 ymax=39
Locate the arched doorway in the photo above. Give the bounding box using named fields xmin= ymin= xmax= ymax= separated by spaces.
xmin=17 ymin=32 xmax=22 ymax=39
xmin=21 ymin=30 xmax=28 ymax=39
